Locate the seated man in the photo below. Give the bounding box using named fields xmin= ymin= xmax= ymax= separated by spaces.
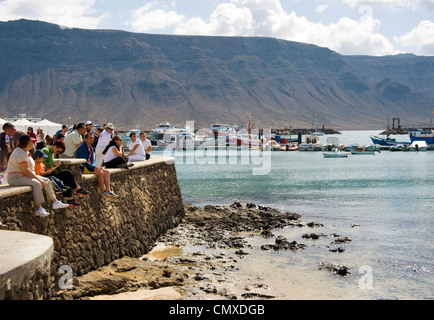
xmin=140 ymin=132 xmax=152 ymax=160
xmin=76 ymin=133 xmax=118 ymax=197
xmin=127 ymin=132 xmax=146 ymax=162
xmin=64 ymin=122 xmax=86 ymax=158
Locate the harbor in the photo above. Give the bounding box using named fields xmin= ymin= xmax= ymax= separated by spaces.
xmin=116 ymin=120 xmax=434 ymax=155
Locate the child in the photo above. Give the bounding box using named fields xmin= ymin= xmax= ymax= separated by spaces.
xmin=33 ymin=149 xmax=70 ymax=193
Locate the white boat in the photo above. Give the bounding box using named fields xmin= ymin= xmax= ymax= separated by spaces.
xmin=209 ymin=123 xmax=237 ymax=138
xmin=389 ymin=144 xmax=408 ymax=152
xmin=149 ymin=122 xmax=174 ymax=141
xmin=409 ymin=140 xmax=428 ymax=151
xmin=156 ymin=132 xmax=204 ymax=151
xmin=324 ymin=137 xmax=344 ymax=151
xmin=323 ymin=149 xmax=349 ymax=158
xmin=262 ymin=140 xmax=281 ymax=151
xmin=299 ymin=135 xmax=322 ymax=151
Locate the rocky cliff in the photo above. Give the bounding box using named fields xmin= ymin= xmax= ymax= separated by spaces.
xmin=1 ymin=19 xmax=433 ymax=130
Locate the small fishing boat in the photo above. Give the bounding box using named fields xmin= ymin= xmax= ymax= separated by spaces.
xmin=346 ymin=144 xmax=381 ymax=155
xmin=389 ymin=144 xmax=408 ymax=152
xmin=351 ymin=150 xmax=377 ymax=155
xmin=262 ymin=140 xmax=281 ymax=151
xmin=285 ymin=143 xmax=299 ymax=151
xmin=324 ymin=137 xmax=344 ymax=151
xmin=323 ymin=150 xmax=349 ymax=158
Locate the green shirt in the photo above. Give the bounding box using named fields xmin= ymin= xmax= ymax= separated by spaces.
xmin=41 ymin=146 xmax=59 ymax=174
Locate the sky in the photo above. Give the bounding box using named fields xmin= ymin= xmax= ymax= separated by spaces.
xmin=0 ymin=0 xmax=433 ymax=56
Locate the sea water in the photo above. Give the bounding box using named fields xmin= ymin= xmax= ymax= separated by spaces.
xmin=156 ymin=131 xmax=433 ymax=300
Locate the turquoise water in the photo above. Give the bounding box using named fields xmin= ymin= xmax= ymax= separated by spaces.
xmin=157 ymin=131 xmax=433 ymax=300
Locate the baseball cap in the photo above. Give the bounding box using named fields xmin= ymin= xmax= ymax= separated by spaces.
xmin=85 ymin=121 xmax=93 ymax=126
xmin=106 ymin=123 xmax=115 ymax=130
xmin=33 ymin=149 xmax=48 ymax=159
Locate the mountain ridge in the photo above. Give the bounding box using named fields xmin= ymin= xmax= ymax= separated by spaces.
xmin=0 ymin=19 xmax=433 ymax=130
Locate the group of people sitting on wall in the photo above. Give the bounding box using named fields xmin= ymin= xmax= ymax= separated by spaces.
xmin=0 ymin=120 xmax=152 ymax=218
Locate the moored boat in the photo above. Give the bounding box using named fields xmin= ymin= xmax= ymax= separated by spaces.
xmin=149 ymin=122 xmax=174 ymax=141
xmin=351 ymin=150 xmax=377 ymax=155
xmin=409 ymin=140 xmax=428 ymax=151
xmin=389 ymin=144 xmax=409 ymax=152
xmin=323 ymin=150 xmax=349 ymax=158
xmin=408 ymin=129 xmax=434 ymax=150
xmin=370 ymin=135 xmax=410 ymax=149
xmin=262 ymin=140 xmax=281 ymax=151
xmin=299 ymin=135 xmax=322 ymax=151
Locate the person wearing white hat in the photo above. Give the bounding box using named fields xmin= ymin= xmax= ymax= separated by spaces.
xmin=85 ymin=120 xmax=99 ymax=148
xmin=95 ymin=123 xmax=115 ymax=167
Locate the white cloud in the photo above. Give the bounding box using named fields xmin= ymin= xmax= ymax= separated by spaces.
xmin=175 ymin=3 xmax=254 ymax=36
xmin=315 ymin=4 xmax=329 ymax=13
xmin=341 ymin=0 xmax=434 ymax=11
xmin=396 ymin=20 xmax=434 ymax=55
xmin=126 ymin=1 xmax=185 ymax=32
xmin=173 ymin=0 xmax=396 ymax=55
xmin=0 ymin=0 xmax=109 ymax=29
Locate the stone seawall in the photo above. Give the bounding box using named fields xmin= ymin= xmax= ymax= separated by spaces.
xmin=0 ymin=156 xmax=185 ymax=299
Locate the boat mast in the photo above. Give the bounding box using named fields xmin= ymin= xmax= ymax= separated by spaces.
xmin=386 ymin=114 xmax=390 ymax=139
xmin=431 ymin=111 xmax=434 ymax=130
xmin=311 ymin=109 xmax=316 ymax=132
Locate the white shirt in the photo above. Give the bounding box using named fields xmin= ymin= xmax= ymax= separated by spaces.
xmin=142 ymin=139 xmax=152 ymax=154
xmin=129 ymin=139 xmax=145 ymax=156
xmin=7 ymin=148 xmax=35 ymax=175
xmin=36 ymin=133 xmax=44 ymax=144
xmin=96 ymin=130 xmax=111 ymax=150
xmin=64 ymin=131 xmax=82 ymax=157
xmin=103 ymin=146 xmax=118 ymax=163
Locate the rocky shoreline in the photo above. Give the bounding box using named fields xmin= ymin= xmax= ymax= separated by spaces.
xmin=54 ymin=202 xmax=352 ymax=300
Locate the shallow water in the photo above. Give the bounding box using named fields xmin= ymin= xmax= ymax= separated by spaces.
xmin=157 ymin=131 xmax=434 ymax=300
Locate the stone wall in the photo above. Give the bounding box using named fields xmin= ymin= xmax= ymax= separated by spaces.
xmin=0 ymin=156 xmax=185 ymax=297
xmin=0 ymin=231 xmax=53 ymax=300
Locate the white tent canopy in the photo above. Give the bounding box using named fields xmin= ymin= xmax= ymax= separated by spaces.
xmin=34 ymin=119 xmax=62 ymax=137
xmin=13 ymin=118 xmax=36 ymax=132
xmin=0 ymin=118 xmax=7 ymax=126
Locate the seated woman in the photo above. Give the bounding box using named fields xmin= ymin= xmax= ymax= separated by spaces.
xmin=41 ymin=140 xmax=91 ymax=208
xmin=6 ymin=135 xmax=69 ymax=217
xmin=127 ymin=132 xmax=146 ymax=162
xmin=102 ymin=135 xmax=134 ymax=169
